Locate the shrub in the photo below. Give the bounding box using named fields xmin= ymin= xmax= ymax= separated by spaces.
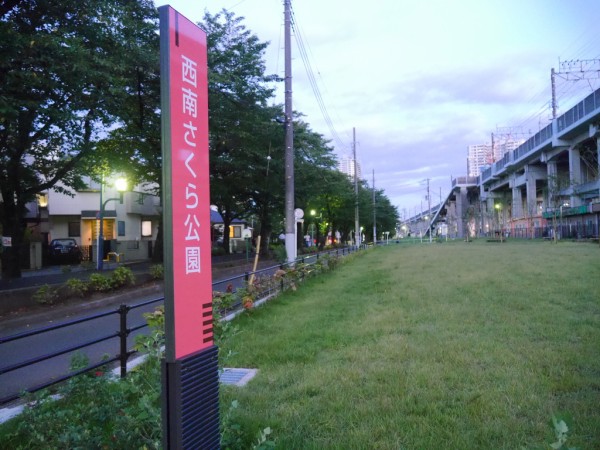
xmin=88 ymin=273 xmax=112 ymax=292
xmin=4 ymin=352 xmax=162 ymax=449
xmin=322 ymin=254 xmax=339 ymax=271
xmin=66 ymin=278 xmax=89 ymax=298
xmin=32 ymin=284 xmax=59 ymax=305
xmin=110 ymin=266 xmax=135 ymax=288
xmin=211 ymin=245 xmax=226 ymax=256
xmin=271 ymin=244 xmax=287 ymax=263
xmin=149 ymin=264 xmax=164 ymax=280
xmin=136 ymin=306 xmax=165 ymax=359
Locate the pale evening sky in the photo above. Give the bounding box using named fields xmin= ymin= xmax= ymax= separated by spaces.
xmin=154 ymin=0 xmax=600 ymax=218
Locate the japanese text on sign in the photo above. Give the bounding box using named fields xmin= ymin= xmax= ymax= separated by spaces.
xmin=180 ymin=54 xmax=201 ymax=275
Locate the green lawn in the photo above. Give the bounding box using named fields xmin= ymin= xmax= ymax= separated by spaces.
xmin=221 ymin=240 xmax=600 ymax=449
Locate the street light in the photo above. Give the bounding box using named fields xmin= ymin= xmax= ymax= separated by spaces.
xmin=97 ymin=176 xmax=127 ymax=271
xmin=310 ymin=209 xmax=322 ymax=248
xmin=495 ymin=203 xmax=502 ymax=242
xmin=559 ymin=201 xmax=569 ymax=240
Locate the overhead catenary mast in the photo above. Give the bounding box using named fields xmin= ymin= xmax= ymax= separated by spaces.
xmin=551 ymin=58 xmax=600 ymax=119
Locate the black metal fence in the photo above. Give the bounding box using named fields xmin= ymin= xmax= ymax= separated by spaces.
xmin=0 ymin=246 xmax=364 ymax=406
xmin=507 ymin=223 xmax=599 ymax=240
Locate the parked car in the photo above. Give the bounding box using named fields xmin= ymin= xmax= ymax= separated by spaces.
xmin=48 ymin=238 xmax=83 ymax=264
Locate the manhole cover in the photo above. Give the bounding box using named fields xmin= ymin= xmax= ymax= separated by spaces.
xmin=220 ymin=368 xmax=257 ymax=386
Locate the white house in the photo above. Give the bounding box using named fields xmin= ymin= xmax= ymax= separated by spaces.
xmin=38 ymin=177 xmax=161 ymax=263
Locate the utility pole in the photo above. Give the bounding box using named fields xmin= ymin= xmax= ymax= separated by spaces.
xmin=353 ymin=127 xmax=360 ymax=248
xmin=372 ymin=169 xmax=376 ymax=245
xmin=283 ymin=0 xmax=295 ymax=264
xmin=427 ymin=178 xmax=432 ymax=243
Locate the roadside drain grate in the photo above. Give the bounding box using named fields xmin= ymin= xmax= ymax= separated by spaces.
xmin=220 ymin=368 xmax=257 ymax=386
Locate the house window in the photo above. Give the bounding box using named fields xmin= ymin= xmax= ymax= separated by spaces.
xmin=68 ymin=222 xmax=80 ymax=237
xmin=142 ymin=220 xmax=152 ymax=237
xmin=229 ymin=225 xmax=241 ymax=238
xmin=118 ymin=221 xmax=126 ymax=236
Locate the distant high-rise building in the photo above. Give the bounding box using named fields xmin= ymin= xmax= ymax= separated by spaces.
xmin=467 ymin=138 xmax=525 ymax=177
xmin=467 ymin=144 xmax=492 ymax=177
xmin=337 ymin=155 xmax=362 ymax=179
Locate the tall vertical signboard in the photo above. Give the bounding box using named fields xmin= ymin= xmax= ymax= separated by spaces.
xmin=159 ymin=6 xmax=219 ymax=449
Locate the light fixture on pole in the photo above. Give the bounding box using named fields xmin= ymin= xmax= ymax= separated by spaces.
xmin=495 ymin=203 xmax=503 ymax=243
xmin=97 ymin=177 xmax=127 ymax=271
xmin=559 ymin=201 xmax=569 ymax=240
xmin=310 ymin=209 xmax=320 ymax=247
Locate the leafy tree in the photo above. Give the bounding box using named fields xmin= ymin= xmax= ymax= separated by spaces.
xmin=306 ymin=170 xmax=356 ymax=246
xmin=0 ymin=0 xmax=159 ymax=277
xmin=365 ymin=189 xmax=399 ymax=242
xmin=281 ymin=117 xmax=338 ymax=250
xmin=545 ymin=173 xmax=572 ymax=243
xmin=202 ymin=9 xmax=279 ymax=254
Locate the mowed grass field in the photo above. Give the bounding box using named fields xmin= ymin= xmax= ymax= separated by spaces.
xmin=220 ymin=241 xmax=600 ymax=449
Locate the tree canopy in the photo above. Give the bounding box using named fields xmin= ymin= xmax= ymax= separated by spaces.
xmin=0 ymin=0 xmax=159 ymax=277
xmin=1 ymin=3 xmax=398 ymax=276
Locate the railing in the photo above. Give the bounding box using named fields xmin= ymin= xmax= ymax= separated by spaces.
xmin=557 ymin=88 xmax=600 ymax=133
xmin=512 ymin=124 xmax=553 ymax=163
xmin=451 ymin=176 xmax=478 ymax=187
xmin=482 ymin=88 xmax=600 ymax=184
xmin=0 ymin=298 xmax=162 ymax=405
xmin=481 ymin=167 xmax=492 ymax=182
xmin=510 ymin=223 xmax=599 ymax=240
xmin=0 ymin=246 xmax=365 ymax=405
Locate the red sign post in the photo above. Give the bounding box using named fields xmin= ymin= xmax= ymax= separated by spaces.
xmin=159 ymin=6 xmax=218 ymax=448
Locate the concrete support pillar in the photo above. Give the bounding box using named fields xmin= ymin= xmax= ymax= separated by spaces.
xmin=512 ymin=187 xmax=523 ymax=219
xmin=525 ymin=176 xmax=537 ymax=217
xmin=547 ymin=160 xmax=557 ymax=178
xmin=546 ymin=160 xmax=557 ymax=210
xmin=455 ymin=187 xmax=467 ymax=238
xmin=597 ymin=136 xmax=600 ymax=176
xmin=569 ymin=146 xmax=582 ymax=207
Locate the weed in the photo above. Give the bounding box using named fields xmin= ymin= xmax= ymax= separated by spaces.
xmin=549 ymin=414 xmax=579 ymax=450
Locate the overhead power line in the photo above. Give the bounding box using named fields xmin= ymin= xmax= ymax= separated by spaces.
xmin=289 ymin=4 xmax=350 ymax=153
xmin=505 ymin=27 xmax=600 ymax=133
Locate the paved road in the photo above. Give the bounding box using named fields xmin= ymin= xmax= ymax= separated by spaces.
xmin=0 ymin=255 xmax=283 ymax=405
xmin=1 ymin=290 xmax=163 ymax=404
